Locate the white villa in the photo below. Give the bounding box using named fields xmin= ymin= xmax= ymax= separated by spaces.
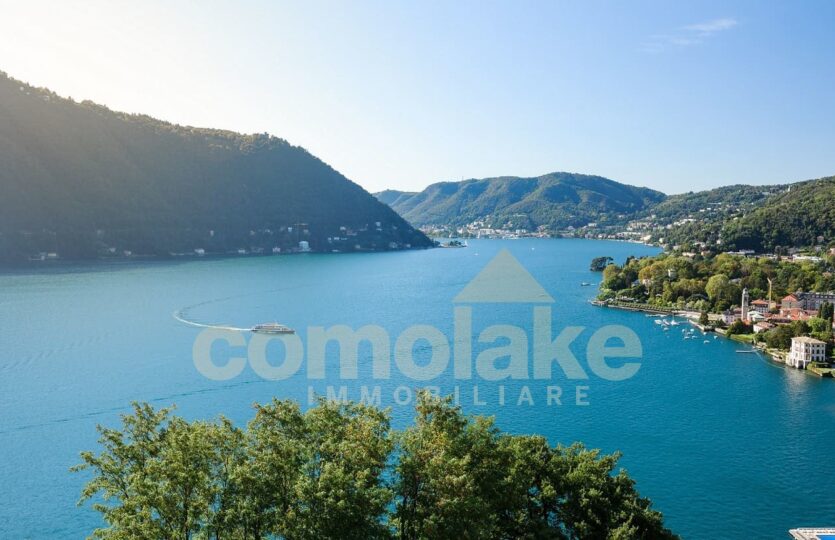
xmin=787 ymin=337 xmax=827 ymax=369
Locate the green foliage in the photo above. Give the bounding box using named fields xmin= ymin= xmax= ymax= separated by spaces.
xmin=598 ymin=252 xmax=835 ymax=313
xmin=705 ymin=274 xmax=739 ymax=306
xmin=763 ymin=321 xmax=811 ymax=350
xmin=591 ymin=256 xmax=614 ymax=271
xmin=722 ymin=177 xmax=835 ymax=252
xmin=808 ymin=317 xmax=831 ymax=334
xmin=818 ymin=302 xmax=834 ymax=323
xmin=726 ymin=320 xmax=751 ymax=336
xmin=647 ymin=184 xmax=785 ymax=223
xmin=0 ymin=72 xmax=432 ymax=262
xmin=699 ymin=311 xmax=710 ymax=326
xmin=75 ymin=394 xmax=678 ymax=540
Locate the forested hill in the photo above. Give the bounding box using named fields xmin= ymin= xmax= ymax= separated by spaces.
xmin=374 ymin=189 xmax=418 ymax=208
xmin=722 ymin=176 xmax=835 ymax=252
xmin=646 ymin=184 xmax=786 ymax=222
xmin=0 ymin=72 xmax=432 ymax=262
xmin=375 ymin=172 xmax=665 ymax=230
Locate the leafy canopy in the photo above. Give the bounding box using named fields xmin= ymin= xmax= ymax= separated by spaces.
xmin=75 ymin=393 xmax=678 ymax=540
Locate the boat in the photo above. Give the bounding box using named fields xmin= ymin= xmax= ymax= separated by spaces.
xmin=580 ymin=282 xmax=591 ymax=286
xmin=251 ymin=323 xmax=295 ymax=334
xmin=440 ymin=239 xmax=467 ymax=248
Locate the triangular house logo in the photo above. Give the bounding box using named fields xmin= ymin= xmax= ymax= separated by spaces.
xmin=454 ymin=249 xmax=555 ymax=303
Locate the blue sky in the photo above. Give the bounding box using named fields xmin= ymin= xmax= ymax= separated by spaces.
xmin=2 ymin=0 xmax=834 ymax=194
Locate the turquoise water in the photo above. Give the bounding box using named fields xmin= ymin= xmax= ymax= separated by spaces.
xmin=1 ymin=239 xmax=833 ymax=539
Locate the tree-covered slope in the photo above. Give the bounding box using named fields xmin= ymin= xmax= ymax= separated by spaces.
xmin=722 ymin=176 xmax=835 ymax=251
xmin=0 ymin=71 xmax=432 ymax=262
xmin=378 ymin=172 xmax=665 ymax=230
xmin=374 ymin=189 xmax=418 ymax=209
xmin=647 ymin=184 xmax=785 ymax=222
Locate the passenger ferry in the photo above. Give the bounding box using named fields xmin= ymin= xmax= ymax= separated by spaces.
xmin=251 ymin=323 xmax=295 ymax=334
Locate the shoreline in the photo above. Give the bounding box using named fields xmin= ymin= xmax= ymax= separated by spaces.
xmin=591 ymin=300 xmax=833 ymax=378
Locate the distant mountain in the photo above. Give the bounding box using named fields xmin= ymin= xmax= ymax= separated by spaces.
xmin=0 ymin=71 xmax=432 ymax=263
xmin=375 ymin=172 xmax=665 ymax=230
xmin=721 ymin=176 xmax=835 ymax=252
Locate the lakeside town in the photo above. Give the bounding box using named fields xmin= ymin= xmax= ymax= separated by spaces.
xmin=592 ymin=250 xmax=835 ymax=378
xmin=16 ymin=221 xmax=423 ymax=263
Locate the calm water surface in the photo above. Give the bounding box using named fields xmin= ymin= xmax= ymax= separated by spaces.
xmin=1 ymin=239 xmax=833 ymax=539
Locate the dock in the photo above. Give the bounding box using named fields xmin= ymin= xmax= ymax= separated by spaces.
xmin=789 ymin=527 xmax=835 ymax=539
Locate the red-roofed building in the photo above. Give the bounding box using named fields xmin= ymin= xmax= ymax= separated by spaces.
xmin=751 ymin=299 xmax=772 ymax=314
xmin=781 ymin=294 xmax=802 ymax=312
xmin=782 ymin=308 xmax=814 ymax=322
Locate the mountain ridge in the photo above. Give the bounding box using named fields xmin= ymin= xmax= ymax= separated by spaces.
xmin=0 ymin=71 xmax=433 ymax=262
xmin=375 ymin=172 xmax=666 ymax=231
xmin=376 ymin=173 xmax=835 ymax=251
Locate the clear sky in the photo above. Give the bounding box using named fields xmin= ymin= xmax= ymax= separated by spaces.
xmin=2 ymin=0 xmax=834 ymax=194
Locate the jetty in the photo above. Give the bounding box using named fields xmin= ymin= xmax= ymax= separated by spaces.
xmin=789 ymin=528 xmax=835 ymax=539
xmin=590 ymin=299 xmax=677 ymax=314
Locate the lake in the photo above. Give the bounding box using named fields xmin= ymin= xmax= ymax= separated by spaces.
xmin=1 ymin=239 xmax=833 ymax=538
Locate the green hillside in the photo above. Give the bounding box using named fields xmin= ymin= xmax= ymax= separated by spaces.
xmin=722 ymin=176 xmax=835 ymax=251
xmin=0 ymin=72 xmax=432 ymax=262
xmin=374 ymin=189 xmax=417 ymax=207
xmin=376 ymin=172 xmax=665 ymax=230
xmin=647 ymin=184 xmax=785 ymax=222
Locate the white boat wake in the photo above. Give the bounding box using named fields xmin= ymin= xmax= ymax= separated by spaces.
xmin=172 ymin=308 xmax=250 ymax=332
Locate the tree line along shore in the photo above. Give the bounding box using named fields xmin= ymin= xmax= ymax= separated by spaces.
xmin=592 ymin=252 xmax=835 ymax=376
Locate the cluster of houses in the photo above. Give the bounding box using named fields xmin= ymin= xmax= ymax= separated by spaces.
xmin=420 ymin=220 xmax=551 ymax=239
xmin=721 ymin=289 xmax=834 ymax=369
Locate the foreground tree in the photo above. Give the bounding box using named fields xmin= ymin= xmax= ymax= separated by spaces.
xmin=73 ymin=403 xmax=222 ymax=539
xmin=395 ymin=393 xmax=677 ymax=540
xmin=76 ymin=394 xmax=678 ymax=539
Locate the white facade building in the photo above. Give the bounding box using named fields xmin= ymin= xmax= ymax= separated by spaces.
xmin=787 ymin=337 xmax=827 ymax=369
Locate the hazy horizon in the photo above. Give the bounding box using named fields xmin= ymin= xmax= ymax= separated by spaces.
xmin=3 ymin=1 xmax=834 ymax=195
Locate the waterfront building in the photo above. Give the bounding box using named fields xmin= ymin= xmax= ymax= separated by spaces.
xmin=753 ymin=321 xmax=774 ymax=334
xmin=787 ymin=337 xmax=827 ymax=369
xmin=722 ymin=308 xmax=743 ymax=325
